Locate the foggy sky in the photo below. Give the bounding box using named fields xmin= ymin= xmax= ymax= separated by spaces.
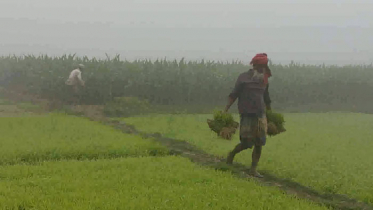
xmin=0 ymin=0 xmax=372 ymax=65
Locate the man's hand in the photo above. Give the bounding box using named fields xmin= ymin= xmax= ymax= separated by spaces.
xmin=224 ymin=96 xmax=235 ymax=113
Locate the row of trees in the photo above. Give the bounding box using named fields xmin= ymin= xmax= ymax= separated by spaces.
xmin=1 ymin=54 xmax=373 ymax=113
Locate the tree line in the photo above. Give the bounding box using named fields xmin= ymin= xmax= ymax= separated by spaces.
xmin=1 ymin=54 xmax=373 ymax=113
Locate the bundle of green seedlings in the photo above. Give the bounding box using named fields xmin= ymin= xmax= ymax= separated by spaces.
xmin=266 ymin=110 xmax=286 ymax=136
xmin=207 ymin=110 xmax=239 ymax=140
xmin=207 ymin=109 xmax=285 ymax=140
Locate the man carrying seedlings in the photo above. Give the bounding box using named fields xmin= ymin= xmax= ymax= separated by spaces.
xmin=224 ymin=53 xmax=272 ymax=178
xmin=65 ymin=64 xmax=86 ymax=105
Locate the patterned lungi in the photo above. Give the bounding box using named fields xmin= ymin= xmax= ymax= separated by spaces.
xmin=239 ymin=113 xmax=267 ymax=148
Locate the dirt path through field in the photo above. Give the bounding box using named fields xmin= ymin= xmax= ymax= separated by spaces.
xmin=97 ymin=116 xmax=373 ymax=210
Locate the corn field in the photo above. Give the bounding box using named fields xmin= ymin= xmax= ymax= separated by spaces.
xmin=1 ymin=54 xmax=373 ymax=113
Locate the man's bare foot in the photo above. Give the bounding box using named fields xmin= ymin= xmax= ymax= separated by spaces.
xmin=226 ymin=152 xmax=234 ymax=165
xmin=248 ymin=169 xmax=264 ymax=178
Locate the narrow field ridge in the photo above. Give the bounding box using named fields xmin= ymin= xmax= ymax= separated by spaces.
xmin=90 ymin=116 xmax=373 ymax=210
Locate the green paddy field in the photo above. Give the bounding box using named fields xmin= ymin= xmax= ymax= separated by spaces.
xmin=1 ymin=102 xmax=372 ymax=209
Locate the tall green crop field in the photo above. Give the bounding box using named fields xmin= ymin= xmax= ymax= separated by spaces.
xmin=0 ymin=54 xmax=373 ymax=113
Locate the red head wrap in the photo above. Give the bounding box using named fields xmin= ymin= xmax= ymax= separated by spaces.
xmin=250 ymin=53 xmax=269 ymax=65
xmin=250 ymin=53 xmax=272 ymax=85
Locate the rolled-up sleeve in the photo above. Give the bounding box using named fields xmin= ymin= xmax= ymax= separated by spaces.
xmin=229 ymin=75 xmax=243 ymax=100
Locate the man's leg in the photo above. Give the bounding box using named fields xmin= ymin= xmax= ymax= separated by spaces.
xmin=227 ymin=114 xmax=253 ymax=164
xmin=72 ymin=85 xmax=80 ymax=106
xmin=249 ymin=145 xmax=263 ymax=178
xmin=64 ymin=85 xmax=76 ymax=105
xmin=226 ymin=142 xmax=249 ymax=164
xmin=248 ymin=114 xmax=267 ymax=178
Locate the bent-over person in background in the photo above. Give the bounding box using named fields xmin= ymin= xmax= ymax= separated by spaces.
xmin=65 ymin=64 xmax=85 ymax=105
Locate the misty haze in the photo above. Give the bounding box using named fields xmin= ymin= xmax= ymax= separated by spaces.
xmin=0 ymin=0 xmax=372 ymax=65
xmin=1 ymin=1 xmax=373 ymax=210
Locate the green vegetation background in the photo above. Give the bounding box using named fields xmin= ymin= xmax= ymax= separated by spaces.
xmin=1 ymin=54 xmax=372 ymax=113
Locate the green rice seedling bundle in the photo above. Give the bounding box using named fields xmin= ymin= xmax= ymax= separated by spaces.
xmin=207 ymin=110 xmax=239 ymax=140
xmin=266 ymin=110 xmax=286 ymax=136
xmin=207 ymin=109 xmax=285 ymax=139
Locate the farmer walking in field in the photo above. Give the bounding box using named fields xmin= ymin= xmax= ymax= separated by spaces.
xmin=224 ymin=53 xmax=272 ymax=178
xmin=65 ymin=64 xmax=86 ymax=105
